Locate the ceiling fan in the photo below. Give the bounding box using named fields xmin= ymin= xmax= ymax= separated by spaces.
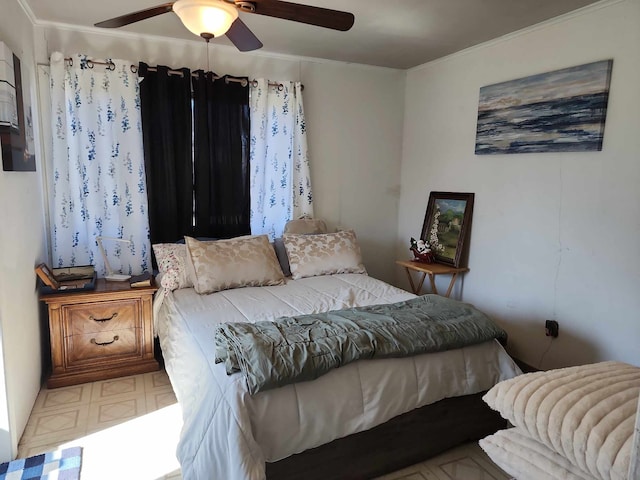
xmin=94 ymin=0 xmax=355 ymax=52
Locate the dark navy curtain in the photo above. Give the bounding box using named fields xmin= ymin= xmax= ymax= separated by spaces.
xmin=138 ymin=62 xmax=193 ymax=245
xmin=192 ymin=72 xmax=250 ymax=239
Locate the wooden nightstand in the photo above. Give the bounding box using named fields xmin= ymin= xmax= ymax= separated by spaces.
xmin=396 ymin=260 xmax=469 ymax=297
xmin=41 ymin=279 xmax=160 ymax=388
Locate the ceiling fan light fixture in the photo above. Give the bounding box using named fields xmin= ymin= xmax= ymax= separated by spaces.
xmin=173 ymin=0 xmax=238 ymax=38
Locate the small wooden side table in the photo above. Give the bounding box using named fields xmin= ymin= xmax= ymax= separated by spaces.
xmin=396 ymin=260 xmax=469 ymax=297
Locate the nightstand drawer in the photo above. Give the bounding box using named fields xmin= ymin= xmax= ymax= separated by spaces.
xmin=66 ymin=328 xmax=140 ymax=365
xmin=64 ymin=300 xmax=138 ymax=334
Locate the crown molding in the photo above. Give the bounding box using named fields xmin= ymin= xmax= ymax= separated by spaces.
xmin=16 ymin=0 xmax=37 ymax=24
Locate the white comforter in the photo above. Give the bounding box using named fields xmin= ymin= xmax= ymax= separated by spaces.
xmin=155 ymin=274 xmax=521 ymax=480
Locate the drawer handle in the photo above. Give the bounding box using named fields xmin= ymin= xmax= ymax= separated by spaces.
xmin=90 ymin=335 xmax=119 ymax=346
xmin=89 ymin=312 xmax=118 ymax=323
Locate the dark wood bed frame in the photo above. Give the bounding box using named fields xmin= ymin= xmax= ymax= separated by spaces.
xmin=267 ymin=391 xmax=506 ymax=480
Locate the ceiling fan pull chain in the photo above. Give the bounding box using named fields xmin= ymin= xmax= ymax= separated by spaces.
xmin=205 ymin=35 xmax=211 ymax=72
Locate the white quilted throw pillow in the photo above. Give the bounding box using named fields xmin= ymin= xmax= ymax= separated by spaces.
xmin=483 ymin=361 xmax=640 ymax=480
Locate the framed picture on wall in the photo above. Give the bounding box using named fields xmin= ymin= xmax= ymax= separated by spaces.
xmin=0 ymin=41 xmax=36 ymax=171
xmin=420 ymin=192 xmax=474 ymax=268
xmin=475 ymin=59 xmax=613 ymax=154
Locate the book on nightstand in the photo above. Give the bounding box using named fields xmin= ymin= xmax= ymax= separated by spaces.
xmin=36 ymin=264 xmax=97 ymax=293
xmin=129 ymin=272 xmax=153 ymax=288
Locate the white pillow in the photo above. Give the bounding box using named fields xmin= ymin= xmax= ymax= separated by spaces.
xmin=184 ymin=235 xmax=285 ymax=294
xmin=483 ymin=361 xmax=639 ymax=480
xmin=152 ymin=243 xmax=192 ymax=291
xmin=480 ymin=429 xmax=598 ymax=480
xmin=283 ymin=230 xmax=367 ymax=280
xmin=283 ymin=217 xmax=328 ymax=234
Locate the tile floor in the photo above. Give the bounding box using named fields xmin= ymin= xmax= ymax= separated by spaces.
xmin=18 ymin=370 xmax=511 ymax=480
xmin=19 ymin=370 xmax=182 ymax=479
xmin=374 ymin=443 xmax=512 ymax=480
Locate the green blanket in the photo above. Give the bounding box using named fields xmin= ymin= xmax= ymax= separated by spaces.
xmin=215 ymin=294 xmax=507 ymax=394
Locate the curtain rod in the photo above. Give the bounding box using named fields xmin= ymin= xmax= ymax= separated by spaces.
xmin=59 ymin=57 xmax=303 ymax=91
xmin=137 ymin=65 xmax=303 ymax=91
xmin=65 ymin=57 xmax=116 ymax=70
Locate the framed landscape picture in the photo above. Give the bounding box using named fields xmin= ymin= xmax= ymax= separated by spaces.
xmin=420 ymin=192 xmax=474 ymax=267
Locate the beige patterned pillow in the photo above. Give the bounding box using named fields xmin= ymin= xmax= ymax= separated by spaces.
xmin=284 ymin=217 xmax=328 ymax=234
xmin=184 ymin=235 xmax=285 ymax=294
xmin=283 ymin=230 xmax=367 ymax=280
xmin=152 ymin=243 xmax=192 ymax=291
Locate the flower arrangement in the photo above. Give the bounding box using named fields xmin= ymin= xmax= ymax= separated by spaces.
xmin=410 ymin=210 xmax=445 ymax=263
xmin=409 ymin=237 xmax=435 ymax=263
xmin=427 ymin=208 xmax=446 ymax=254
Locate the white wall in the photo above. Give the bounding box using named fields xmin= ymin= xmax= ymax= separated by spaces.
xmin=0 ymin=0 xmax=48 ymax=461
xmin=398 ymin=0 xmax=640 ymax=369
xmin=35 ymin=25 xmax=406 ymax=282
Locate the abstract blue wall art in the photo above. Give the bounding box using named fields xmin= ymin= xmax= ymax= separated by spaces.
xmin=475 ymin=60 xmax=613 ymax=154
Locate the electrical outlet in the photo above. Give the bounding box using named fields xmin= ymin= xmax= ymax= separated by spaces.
xmin=545 ymin=320 xmax=559 ymax=338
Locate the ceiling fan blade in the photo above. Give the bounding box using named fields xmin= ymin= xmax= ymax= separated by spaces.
xmin=226 ymin=18 xmax=263 ymax=52
xmin=246 ymin=0 xmax=355 ymax=31
xmin=94 ymin=3 xmax=175 ymax=28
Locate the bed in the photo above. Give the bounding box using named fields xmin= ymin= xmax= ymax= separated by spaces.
xmin=480 ymin=361 xmax=640 ymax=480
xmin=152 ymin=232 xmax=522 ymax=480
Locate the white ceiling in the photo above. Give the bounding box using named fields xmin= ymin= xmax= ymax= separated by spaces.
xmin=23 ymin=0 xmax=601 ymax=69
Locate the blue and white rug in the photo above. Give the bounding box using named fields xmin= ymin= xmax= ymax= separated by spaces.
xmin=0 ymin=447 xmax=82 ymax=480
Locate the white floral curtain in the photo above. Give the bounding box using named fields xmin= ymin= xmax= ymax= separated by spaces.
xmin=49 ymin=52 xmax=151 ymax=276
xmin=249 ymin=79 xmax=313 ymax=239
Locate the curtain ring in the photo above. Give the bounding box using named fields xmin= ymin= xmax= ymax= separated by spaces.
xmin=250 ymin=80 xmax=258 ymax=88
xmin=240 ymin=79 xmax=248 ymax=87
xmin=224 ymin=77 xmax=230 ymax=84
xmin=87 ymin=59 xmax=94 ymax=69
xmin=277 ymin=83 xmax=284 ymax=92
xmin=65 ymin=57 xmax=73 ymax=67
xmin=107 ymin=60 xmax=116 ymax=71
xmin=130 ymin=64 xmax=138 ymax=73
